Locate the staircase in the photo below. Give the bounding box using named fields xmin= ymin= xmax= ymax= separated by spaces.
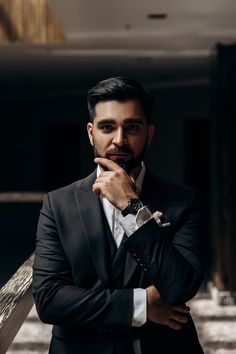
xmin=7 ymin=294 xmax=236 ymax=354
xmin=189 ymin=294 xmax=236 ymax=354
xmin=7 ymin=306 xmax=51 ymax=354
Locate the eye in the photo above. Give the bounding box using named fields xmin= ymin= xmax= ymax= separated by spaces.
xmin=100 ymin=124 xmax=114 ymax=133
xmin=125 ymin=124 xmax=141 ymax=133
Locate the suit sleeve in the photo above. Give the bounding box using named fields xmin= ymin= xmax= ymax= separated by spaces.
xmin=122 ymin=190 xmax=205 ymax=305
xmin=32 ymin=194 xmax=133 ymax=331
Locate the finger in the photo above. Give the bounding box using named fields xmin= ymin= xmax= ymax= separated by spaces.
xmin=95 ymin=173 xmax=117 ymax=186
xmin=174 ymin=305 xmax=190 ymax=313
xmin=95 ymin=175 xmax=110 ymax=183
xmin=171 ymin=312 xmax=188 ymax=324
xmin=153 ymin=211 xmax=161 ymax=224
xmin=92 ymin=182 xmax=102 ymax=197
xmin=94 ymin=157 xmax=122 ymax=172
xmin=166 ymin=319 xmax=182 ymax=331
xmin=98 ymin=171 xmax=114 ymax=178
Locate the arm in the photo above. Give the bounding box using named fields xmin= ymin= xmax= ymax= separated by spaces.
xmin=119 ymin=196 xmax=199 ymax=329
xmin=119 ymin=206 xmax=193 ymax=330
xmin=93 ymin=158 xmax=201 ymax=327
xmin=32 ymin=194 xmax=133 ymax=331
xmin=123 ymin=190 xmax=204 ymax=305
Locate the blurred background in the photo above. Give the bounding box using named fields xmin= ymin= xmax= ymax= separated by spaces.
xmin=0 ymin=0 xmax=236 ymax=353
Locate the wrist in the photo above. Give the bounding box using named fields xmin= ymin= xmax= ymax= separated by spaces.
xmin=117 ymin=193 xmax=138 ymax=210
xmin=121 ymin=197 xmax=144 ymax=217
xmin=146 ymin=285 xmax=161 ymax=305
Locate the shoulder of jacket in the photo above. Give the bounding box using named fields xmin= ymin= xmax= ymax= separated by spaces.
xmin=148 ymin=172 xmax=200 ymax=199
xmin=46 ymin=170 xmax=96 ymax=200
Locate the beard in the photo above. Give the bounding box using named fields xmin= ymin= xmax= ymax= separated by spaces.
xmin=93 ymin=139 xmax=148 ymax=174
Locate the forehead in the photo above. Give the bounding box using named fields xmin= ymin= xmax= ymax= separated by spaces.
xmin=93 ymin=99 xmax=146 ymax=123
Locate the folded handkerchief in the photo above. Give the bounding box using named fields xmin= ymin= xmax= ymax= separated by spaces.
xmin=153 ymin=211 xmax=171 ymax=227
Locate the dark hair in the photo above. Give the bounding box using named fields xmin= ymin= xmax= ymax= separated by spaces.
xmin=87 ymin=77 xmax=154 ymax=122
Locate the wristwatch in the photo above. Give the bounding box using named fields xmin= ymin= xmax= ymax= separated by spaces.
xmin=121 ymin=198 xmax=144 ymax=217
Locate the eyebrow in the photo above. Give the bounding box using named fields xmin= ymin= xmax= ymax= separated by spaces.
xmin=96 ymin=118 xmax=144 ymax=126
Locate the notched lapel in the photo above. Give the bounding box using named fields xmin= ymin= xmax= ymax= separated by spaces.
xmin=73 ymin=171 xmax=111 ymax=288
xmin=140 ymin=170 xmax=163 ymax=213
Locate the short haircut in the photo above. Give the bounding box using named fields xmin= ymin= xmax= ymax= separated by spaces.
xmin=87 ymin=77 xmax=154 ymax=123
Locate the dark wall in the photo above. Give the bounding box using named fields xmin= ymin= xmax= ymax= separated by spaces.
xmin=0 ymin=202 xmax=41 ymax=287
xmin=146 ymin=86 xmax=210 ymax=186
xmin=1 ymin=94 xmax=90 ymax=191
xmin=1 ymin=85 xmax=210 ymax=191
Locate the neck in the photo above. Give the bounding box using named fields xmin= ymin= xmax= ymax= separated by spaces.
xmin=129 ymin=163 xmax=142 ymax=181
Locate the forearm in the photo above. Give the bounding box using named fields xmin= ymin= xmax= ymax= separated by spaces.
xmin=123 ymin=217 xmax=203 ymax=305
xmin=33 ymin=273 xmax=133 ymax=330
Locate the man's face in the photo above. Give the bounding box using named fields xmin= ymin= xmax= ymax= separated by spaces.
xmin=87 ymin=99 xmax=155 ymax=173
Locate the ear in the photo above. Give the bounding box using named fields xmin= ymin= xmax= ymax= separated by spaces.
xmin=87 ymin=122 xmax=94 ymax=146
xmin=147 ymin=124 xmax=155 ymax=146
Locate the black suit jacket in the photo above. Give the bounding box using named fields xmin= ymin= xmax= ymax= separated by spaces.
xmin=32 ymin=170 xmax=204 ymax=354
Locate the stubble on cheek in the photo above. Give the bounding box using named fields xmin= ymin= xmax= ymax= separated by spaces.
xmin=92 ymin=144 xmax=106 ymax=159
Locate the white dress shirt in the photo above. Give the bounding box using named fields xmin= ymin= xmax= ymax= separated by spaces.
xmin=97 ymin=163 xmax=153 ymax=327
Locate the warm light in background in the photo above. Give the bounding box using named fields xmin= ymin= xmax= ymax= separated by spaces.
xmin=0 ymin=0 xmax=65 ymax=43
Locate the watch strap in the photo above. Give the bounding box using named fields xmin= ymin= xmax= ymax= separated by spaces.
xmin=121 ymin=198 xmax=144 ymax=217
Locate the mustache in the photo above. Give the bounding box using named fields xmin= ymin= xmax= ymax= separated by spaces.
xmin=106 ymin=146 xmax=132 ymax=154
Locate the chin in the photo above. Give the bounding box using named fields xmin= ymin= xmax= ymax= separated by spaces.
xmin=116 ymin=159 xmax=139 ymax=173
xmin=112 ymin=158 xmax=129 ymax=166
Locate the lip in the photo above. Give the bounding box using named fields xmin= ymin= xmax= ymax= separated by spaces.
xmin=108 ymin=153 xmax=129 ymax=157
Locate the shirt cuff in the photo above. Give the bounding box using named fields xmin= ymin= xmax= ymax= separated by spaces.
xmin=132 ymin=288 xmax=147 ymax=327
xmin=119 ymin=206 xmax=153 ymax=237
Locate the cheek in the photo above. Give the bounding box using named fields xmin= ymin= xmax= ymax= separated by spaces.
xmin=130 ymin=136 xmax=148 ymax=154
xmin=93 ymin=134 xmax=111 ymax=152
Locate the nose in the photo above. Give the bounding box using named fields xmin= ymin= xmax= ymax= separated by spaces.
xmin=112 ymin=127 xmax=128 ymax=146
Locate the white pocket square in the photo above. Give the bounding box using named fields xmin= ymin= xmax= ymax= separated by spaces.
xmin=153 ymin=211 xmax=171 ymax=227
xmin=159 ymin=222 xmax=171 ymax=228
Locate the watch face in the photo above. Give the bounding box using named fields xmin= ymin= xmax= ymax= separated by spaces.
xmin=129 ymin=198 xmax=143 ymax=214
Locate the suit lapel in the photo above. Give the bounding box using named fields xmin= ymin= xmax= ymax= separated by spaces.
xmin=74 ymin=170 xmax=111 ymax=288
xmin=140 ymin=170 xmax=163 ymax=213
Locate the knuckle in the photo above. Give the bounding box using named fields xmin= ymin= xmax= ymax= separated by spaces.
xmin=171 ymin=321 xmax=181 ymax=330
xmin=175 ymin=325 xmax=181 ymax=330
xmin=178 ymin=315 xmax=187 ymax=323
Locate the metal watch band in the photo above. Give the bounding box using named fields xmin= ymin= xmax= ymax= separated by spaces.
xmin=121 ymin=198 xmax=144 ymax=217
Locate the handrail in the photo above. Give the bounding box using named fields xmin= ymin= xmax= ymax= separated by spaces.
xmin=0 ymin=254 xmax=34 ymax=354
xmin=0 ymin=192 xmax=44 ymax=203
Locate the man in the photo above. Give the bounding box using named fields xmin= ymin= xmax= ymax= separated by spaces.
xmin=33 ymin=77 xmax=204 ymax=354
